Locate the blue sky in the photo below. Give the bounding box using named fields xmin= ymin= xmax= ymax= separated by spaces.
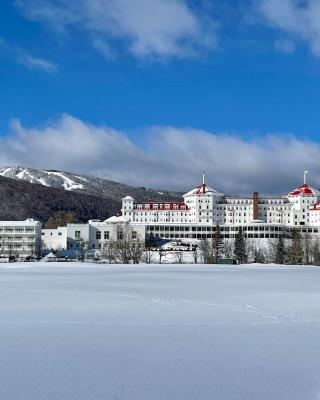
xmin=1 ymin=0 xmax=320 ymax=193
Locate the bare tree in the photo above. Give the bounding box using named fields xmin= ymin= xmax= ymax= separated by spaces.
xmin=253 ymin=246 xmax=265 ymax=264
xmin=143 ymin=246 xmax=153 ymax=264
xmin=224 ymin=239 xmax=233 ymax=258
xmin=311 ymin=238 xmax=320 ymax=265
xmin=199 ymin=238 xmax=212 ymax=264
xmin=0 ymin=238 xmax=5 ymax=259
xmin=174 ymin=249 xmax=184 ymax=264
xmin=101 ymin=242 xmax=116 ymax=264
xmin=192 ymin=246 xmax=198 ymax=264
xmin=130 ymin=241 xmax=144 ymax=264
xmin=303 ymin=232 xmax=311 ymax=265
xmin=287 ymin=231 xmax=303 ymax=265
xmin=113 ymin=225 xmax=143 ymax=264
xmin=158 ymin=247 xmax=167 ymax=264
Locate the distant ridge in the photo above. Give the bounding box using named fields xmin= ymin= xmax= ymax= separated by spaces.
xmin=0 ymin=166 xmax=181 ymax=202
xmin=0 ymin=166 xmax=181 ymax=224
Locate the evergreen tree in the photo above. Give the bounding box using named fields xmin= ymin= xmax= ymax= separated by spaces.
xmin=234 ymin=227 xmax=247 ymax=264
xmin=145 ymin=233 xmax=156 ymax=249
xmin=311 ymin=239 xmax=320 ymax=265
xmin=212 ymin=225 xmax=224 ymax=263
xmin=288 ymin=230 xmax=303 ymax=265
xmin=275 ymin=235 xmax=286 ymax=264
xmin=253 ymin=247 xmax=265 ymax=264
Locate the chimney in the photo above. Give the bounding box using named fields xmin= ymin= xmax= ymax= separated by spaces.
xmin=253 ymin=192 xmax=259 ymax=220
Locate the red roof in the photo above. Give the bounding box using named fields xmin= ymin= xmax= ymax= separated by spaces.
xmin=309 ymin=202 xmax=320 ymax=211
xmin=195 ymin=184 xmax=208 ymax=194
xmin=288 ymin=184 xmax=320 ymax=196
xmin=133 ymin=202 xmax=189 ymax=211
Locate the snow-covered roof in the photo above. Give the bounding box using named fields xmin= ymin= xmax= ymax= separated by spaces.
xmin=184 ymin=183 xmax=223 ymax=197
xmin=122 ymin=195 xmax=134 ymax=200
xmin=43 ymin=252 xmax=57 ymax=259
xmin=288 ymin=184 xmax=320 ymax=197
xmin=0 ymin=219 xmax=40 ymax=226
xmin=103 ymin=215 xmax=129 ymax=224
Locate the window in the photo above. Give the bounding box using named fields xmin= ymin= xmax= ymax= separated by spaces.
xmin=75 ymin=231 xmax=81 ymax=239
xmin=96 ymin=231 xmax=101 ymax=240
xmin=104 ymin=231 xmax=109 ymax=240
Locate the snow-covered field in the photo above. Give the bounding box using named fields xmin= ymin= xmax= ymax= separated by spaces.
xmin=0 ymin=262 xmax=320 ymax=400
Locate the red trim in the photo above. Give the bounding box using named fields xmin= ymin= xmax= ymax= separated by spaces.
xmin=289 ymin=184 xmax=318 ymax=196
xmin=195 ymin=183 xmax=208 ymax=194
xmin=310 ymin=202 xmax=320 ymax=211
xmin=133 ymin=202 xmax=189 ymax=211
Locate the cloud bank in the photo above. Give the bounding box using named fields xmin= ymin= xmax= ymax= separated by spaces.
xmin=259 ymin=0 xmax=320 ymax=56
xmin=1 ymin=114 xmax=320 ymax=196
xmin=15 ymin=0 xmax=217 ymax=60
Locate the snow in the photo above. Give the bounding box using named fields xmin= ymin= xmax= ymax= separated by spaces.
xmin=75 ymin=175 xmax=89 ymax=182
xmin=0 ymin=166 xmax=14 ymax=175
xmin=0 ymin=262 xmax=320 ymax=399
xmin=0 ymin=219 xmax=39 ymax=226
xmin=37 ymin=177 xmax=51 ymax=187
xmin=46 ymin=171 xmax=84 ymax=191
xmin=184 ymin=183 xmax=224 ymax=197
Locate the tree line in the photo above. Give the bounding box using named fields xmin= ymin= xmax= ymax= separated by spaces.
xmin=199 ymin=226 xmax=320 ymax=265
xmin=92 ymin=225 xmax=320 ymax=265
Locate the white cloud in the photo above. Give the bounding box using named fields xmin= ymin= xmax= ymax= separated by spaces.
xmin=259 ymin=0 xmax=320 ymax=56
xmin=17 ymin=54 xmax=57 ymax=73
xmin=0 ymin=36 xmax=57 ymax=73
xmin=1 ymin=114 xmax=320 ymax=196
xmin=15 ymin=0 xmax=217 ymax=60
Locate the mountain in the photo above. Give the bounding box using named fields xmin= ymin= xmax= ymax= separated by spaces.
xmin=0 ymin=175 xmax=117 ymax=224
xmin=0 ymin=166 xmax=182 ymax=224
xmin=0 ymin=166 xmax=181 ymax=202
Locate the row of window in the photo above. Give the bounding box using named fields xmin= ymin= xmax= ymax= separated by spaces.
xmin=0 ymin=244 xmax=35 ymax=249
xmin=147 ymin=225 xmax=289 ymax=233
xmin=0 ymin=228 xmax=35 ymax=233
xmin=151 ymin=233 xmax=288 ymax=240
xmin=0 ymin=236 xmax=35 ymax=241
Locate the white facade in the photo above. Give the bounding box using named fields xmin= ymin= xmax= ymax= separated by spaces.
xmin=0 ymin=219 xmax=42 ymax=259
xmin=41 ymin=227 xmax=67 ymax=250
xmin=120 ymin=178 xmax=320 ymax=241
xmin=41 ymin=216 xmax=145 ymax=253
xmin=122 ymin=180 xmax=320 ymax=229
xmin=42 ymin=176 xmax=320 ymax=252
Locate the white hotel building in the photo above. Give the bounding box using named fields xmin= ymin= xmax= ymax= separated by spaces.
xmin=0 ymin=219 xmax=42 ymax=259
xmin=41 ymin=173 xmax=320 ymax=252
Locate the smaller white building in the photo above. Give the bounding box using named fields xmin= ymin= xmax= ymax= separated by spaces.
xmin=41 ymin=216 xmax=145 ymax=255
xmin=41 ymin=227 xmax=67 ymax=251
xmin=0 ymin=219 xmax=42 ymax=259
